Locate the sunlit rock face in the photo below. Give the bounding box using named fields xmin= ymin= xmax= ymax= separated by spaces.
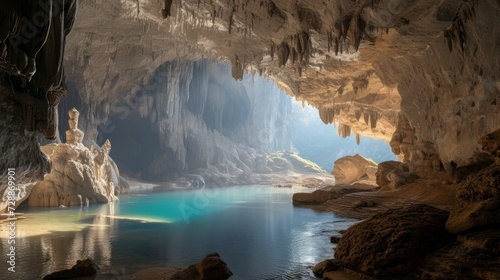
xmin=64 ymin=59 xmax=292 ymax=183
xmin=27 ymin=109 xmax=117 ymax=207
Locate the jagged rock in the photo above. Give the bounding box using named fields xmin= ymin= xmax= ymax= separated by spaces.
xmin=170 ymin=253 xmax=233 ymax=280
xmin=479 ymin=128 xmax=500 ymax=165
xmin=419 ymin=228 xmax=500 ymax=279
xmin=446 ymin=165 xmax=500 ymax=234
xmin=27 ymin=109 xmax=117 ymax=207
xmin=334 ymin=204 xmax=454 ymax=277
xmin=375 ymin=161 xmax=402 ymax=189
xmin=332 ymin=154 xmax=377 ymax=185
xmin=43 ymin=258 xmax=99 ymax=280
xmin=312 ymin=259 xmax=338 ymax=276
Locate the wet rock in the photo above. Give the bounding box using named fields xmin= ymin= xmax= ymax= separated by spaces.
xmin=332 ymin=154 xmax=377 ymax=185
xmin=312 ymin=259 xmax=338 ymax=276
xmin=419 ymin=228 xmax=500 ymax=279
xmin=293 ymin=190 xmax=340 ymax=205
xmin=446 ymin=165 xmax=500 ymax=234
xmin=170 ymin=253 xmax=233 ymax=280
xmin=43 ymin=258 xmax=99 ymax=280
xmin=334 ymin=204 xmax=454 ymax=277
xmin=293 ymin=188 xmax=362 ymax=205
xmin=330 ymin=235 xmax=342 ymax=243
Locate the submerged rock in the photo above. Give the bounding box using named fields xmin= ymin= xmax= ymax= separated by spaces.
xmin=334 ymin=204 xmax=454 ymax=277
xmin=43 ymin=258 xmax=99 ymax=280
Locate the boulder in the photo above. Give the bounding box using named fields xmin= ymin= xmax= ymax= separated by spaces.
xmin=312 ymin=259 xmax=338 ymax=276
xmin=43 ymin=259 xmax=99 ymax=280
xmin=375 ymin=161 xmax=402 ymax=189
xmin=334 ymin=204 xmax=454 ymax=277
xmin=170 ymin=253 xmax=233 ymax=280
xmin=446 ymin=165 xmax=500 ymax=234
xmin=332 ymin=154 xmax=377 ymax=185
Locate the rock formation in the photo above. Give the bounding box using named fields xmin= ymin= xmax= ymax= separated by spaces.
xmin=27 ymin=109 xmax=117 ymax=207
xmin=131 ymin=253 xmax=233 ymax=280
xmin=0 ymin=0 xmax=78 ymax=210
xmin=333 ymin=204 xmax=454 ymax=278
xmin=44 ymin=258 xmax=99 ymax=280
xmin=331 ymin=154 xmax=377 ymax=185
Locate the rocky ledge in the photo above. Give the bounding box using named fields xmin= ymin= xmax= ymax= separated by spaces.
xmin=308 ymin=128 xmax=500 ymax=279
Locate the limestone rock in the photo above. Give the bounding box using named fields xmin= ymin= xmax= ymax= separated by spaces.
xmin=446 ymin=165 xmax=500 ymax=234
xmin=334 ymin=204 xmax=454 ymax=277
xmin=27 ymin=109 xmax=117 ymax=207
xmin=43 ymin=258 xmax=99 ymax=280
xmin=332 ymin=154 xmax=377 ymax=185
xmin=375 ymin=161 xmax=402 ymax=189
xmin=170 ymin=253 xmax=233 ymax=280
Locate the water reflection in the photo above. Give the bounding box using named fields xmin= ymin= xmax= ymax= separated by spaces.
xmin=0 ymin=186 xmax=356 ymax=279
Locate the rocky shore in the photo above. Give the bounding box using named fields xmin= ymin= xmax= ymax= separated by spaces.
xmin=294 ymin=132 xmax=500 ymax=280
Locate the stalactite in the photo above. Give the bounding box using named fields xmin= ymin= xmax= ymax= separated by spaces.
xmin=319 ymin=107 xmax=335 ymax=124
xmin=355 ymin=110 xmax=362 ymax=121
xmin=370 ymin=110 xmax=379 ymax=129
xmin=277 ymin=42 xmax=289 ymax=67
xmin=162 ymin=0 xmax=173 ymax=19
xmin=338 ymin=123 xmax=351 ymax=138
xmin=363 ymin=111 xmax=370 ymax=126
xmin=356 ymin=133 xmax=361 ymax=145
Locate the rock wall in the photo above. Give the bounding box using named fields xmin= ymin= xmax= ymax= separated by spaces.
xmin=65 ymin=59 xmax=293 ymax=183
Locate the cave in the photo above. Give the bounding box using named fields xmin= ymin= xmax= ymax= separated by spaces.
xmin=1 ymin=1 xmax=499 ymax=279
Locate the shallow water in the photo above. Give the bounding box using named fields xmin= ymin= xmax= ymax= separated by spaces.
xmin=0 ymin=185 xmax=355 ymax=280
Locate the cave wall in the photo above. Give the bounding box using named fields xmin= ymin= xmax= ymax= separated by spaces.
xmin=66 ymin=59 xmax=292 ymax=181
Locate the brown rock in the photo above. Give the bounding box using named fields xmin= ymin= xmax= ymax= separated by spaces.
xmin=479 ymin=129 xmax=500 ymax=165
xmin=446 ymin=165 xmax=500 ymax=234
xmin=330 ymin=235 xmax=342 ymax=243
xmin=332 ymin=154 xmax=377 ymax=185
xmin=43 ymin=258 xmax=99 ymax=280
xmin=419 ymin=228 xmax=500 ymax=279
xmin=292 ymin=190 xmax=341 ymax=205
xmin=312 ymin=259 xmax=338 ymax=276
xmin=375 ymin=161 xmax=402 ymax=189
xmin=170 ymin=253 xmax=232 ymax=280
xmin=334 ymin=204 xmax=454 ymax=277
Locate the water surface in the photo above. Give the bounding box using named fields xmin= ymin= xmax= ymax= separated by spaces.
xmin=1 ymin=185 xmax=355 ymax=279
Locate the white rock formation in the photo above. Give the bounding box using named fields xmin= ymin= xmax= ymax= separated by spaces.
xmin=27 ymin=109 xmax=117 ymax=207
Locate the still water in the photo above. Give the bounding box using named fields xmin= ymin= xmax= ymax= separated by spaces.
xmin=1 ymin=185 xmax=355 ymax=279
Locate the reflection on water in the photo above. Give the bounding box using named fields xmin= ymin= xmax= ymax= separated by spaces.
xmin=0 ymin=186 xmax=356 ymax=279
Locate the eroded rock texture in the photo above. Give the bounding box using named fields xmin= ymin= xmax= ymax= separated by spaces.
xmin=331 ymin=154 xmax=377 ymax=185
xmin=27 ymin=109 xmax=117 ymax=207
xmin=334 ymin=204 xmax=454 ymax=278
xmin=0 ymin=0 xmax=78 ymax=211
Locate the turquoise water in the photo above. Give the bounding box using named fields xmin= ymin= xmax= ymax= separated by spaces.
xmin=1 ymin=185 xmax=355 ymax=279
